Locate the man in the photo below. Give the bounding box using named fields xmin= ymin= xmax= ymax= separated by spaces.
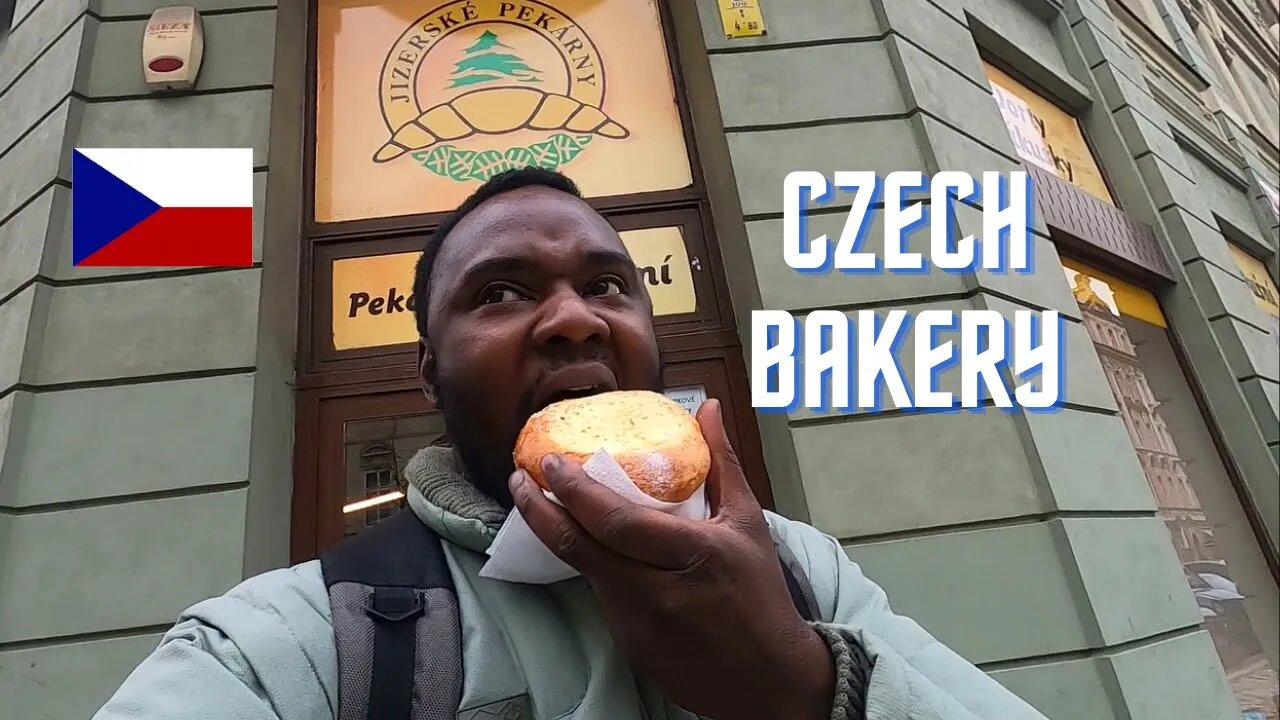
xmin=94 ymin=169 xmax=1049 ymax=720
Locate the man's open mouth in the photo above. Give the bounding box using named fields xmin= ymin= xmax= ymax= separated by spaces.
xmin=531 ymin=363 xmax=619 ymax=412
xmin=545 ymin=385 xmax=607 ymax=405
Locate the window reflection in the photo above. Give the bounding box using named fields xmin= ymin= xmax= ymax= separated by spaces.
xmin=1065 ymin=261 xmax=1279 ymax=719
xmin=342 ymin=413 xmax=447 ymax=537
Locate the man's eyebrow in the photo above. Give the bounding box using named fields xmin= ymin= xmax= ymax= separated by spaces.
xmin=455 ymin=255 xmax=535 ymax=289
xmin=454 ymin=248 xmax=636 ymax=289
xmin=582 ymin=248 xmax=636 ymax=268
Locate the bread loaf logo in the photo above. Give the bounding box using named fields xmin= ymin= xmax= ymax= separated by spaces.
xmin=376 ymin=0 xmax=628 ymax=183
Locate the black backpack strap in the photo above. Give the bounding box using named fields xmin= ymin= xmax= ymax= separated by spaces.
xmin=774 ymin=538 xmax=820 ymax=622
xmin=321 ymin=510 xmax=462 ymax=720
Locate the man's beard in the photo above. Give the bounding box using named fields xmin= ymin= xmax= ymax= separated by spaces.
xmin=430 ymin=362 xmax=665 ymax=508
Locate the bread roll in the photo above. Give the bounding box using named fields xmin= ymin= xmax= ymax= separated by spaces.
xmin=513 ymin=390 xmax=711 ymax=503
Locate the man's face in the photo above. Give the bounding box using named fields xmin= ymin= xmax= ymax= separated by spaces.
xmin=422 ymin=186 xmax=663 ymax=505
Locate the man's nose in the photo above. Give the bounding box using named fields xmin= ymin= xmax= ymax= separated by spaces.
xmin=531 ymin=286 xmax=611 ymax=346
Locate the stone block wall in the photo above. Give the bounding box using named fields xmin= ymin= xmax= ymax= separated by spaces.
xmin=681 ymin=0 xmax=1252 ymax=717
xmin=1062 ymin=0 xmax=1278 ymax=552
xmin=0 ymin=2 xmax=301 ymax=717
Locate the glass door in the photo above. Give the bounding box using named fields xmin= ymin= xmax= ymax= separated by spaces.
xmin=300 ymin=353 xmax=774 ymax=557
xmin=1064 ymin=258 xmax=1279 ymax=718
xmin=308 ymin=390 xmax=441 ymax=553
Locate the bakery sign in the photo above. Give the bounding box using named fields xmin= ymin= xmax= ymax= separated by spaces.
xmin=331 ymin=226 xmax=697 ymax=350
xmin=1227 ymin=242 xmax=1280 ymax=319
xmin=983 ymin=61 xmax=1114 ymax=206
xmin=314 ymin=0 xmax=693 ymax=222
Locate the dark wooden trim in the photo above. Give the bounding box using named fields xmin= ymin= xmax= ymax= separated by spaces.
xmin=303 ymin=208 xmax=739 ymax=376
xmin=309 ymin=234 xmax=422 ymax=368
xmin=296 ymin=367 xmax=422 ymax=393
xmin=294 ymin=327 xmax=747 ymax=392
xmin=661 ymin=352 xmax=775 ymax=510
xmin=310 ymin=390 xmax=437 ymax=556
xmin=305 ymin=188 xmax=706 ymax=242
xmin=295 ymin=0 xmax=766 ymax=559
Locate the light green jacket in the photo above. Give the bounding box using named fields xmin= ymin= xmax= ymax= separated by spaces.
xmin=93 ymin=448 xmax=1048 ymax=720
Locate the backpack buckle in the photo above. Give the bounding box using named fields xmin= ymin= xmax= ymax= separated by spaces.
xmin=366 ymin=587 xmax=425 ymax=623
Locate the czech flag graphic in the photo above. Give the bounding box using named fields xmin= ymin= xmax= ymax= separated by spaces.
xmin=71 ymin=148 xmax=253 ymax=267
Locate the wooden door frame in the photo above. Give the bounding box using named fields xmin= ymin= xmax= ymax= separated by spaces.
xmin=291 ymin=347 xmax=772 ymax=562
xmin=298 ymin=0 xmax=722 ymax=385
xmin=293 ymin=387 xmax=434 ymax=561
xmin=293 ymin=1 xmax=774 ymax=563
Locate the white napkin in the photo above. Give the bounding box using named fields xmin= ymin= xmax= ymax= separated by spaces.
xmin=479 ymin=449 xmax=710 ymax=584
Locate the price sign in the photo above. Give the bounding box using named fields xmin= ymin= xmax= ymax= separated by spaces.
xmin=665 ymin=385 xmax=708 ymax=415
xmin=718 ymin=0 xmax=767 ymax=39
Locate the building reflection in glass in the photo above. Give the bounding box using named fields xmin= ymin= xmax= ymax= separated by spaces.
xmin=1066 ymin=265 xmax=1278 ymax=719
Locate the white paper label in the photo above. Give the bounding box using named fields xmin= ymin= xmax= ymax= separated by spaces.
xmin=479 ymin=450 xmax=710 ymax=584
xmin=665 ymin=385 xmax=707 ymax=415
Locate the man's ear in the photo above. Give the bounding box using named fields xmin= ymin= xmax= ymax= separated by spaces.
xmin=419 ymin=339 xmax=439 ymax=406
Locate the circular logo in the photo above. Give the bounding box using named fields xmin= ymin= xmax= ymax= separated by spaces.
xmin=375 ymin=0 xmax=629 ymax=183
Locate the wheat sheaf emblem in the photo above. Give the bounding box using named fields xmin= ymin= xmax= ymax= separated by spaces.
xmin=376 ymin=2 xmax=629 ymax=183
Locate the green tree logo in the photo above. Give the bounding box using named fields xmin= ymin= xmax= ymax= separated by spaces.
xmin=448 ymin=30 xmax=542 ymax=88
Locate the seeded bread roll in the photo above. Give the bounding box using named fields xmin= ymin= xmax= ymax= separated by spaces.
xmin=513 ymin=390 xmax=711 ymax=503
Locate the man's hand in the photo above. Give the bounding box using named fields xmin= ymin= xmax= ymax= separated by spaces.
xmin=510 ymin=399 xmax=835 ymax=720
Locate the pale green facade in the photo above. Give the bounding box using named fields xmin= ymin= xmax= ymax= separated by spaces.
xmin=0 ymin=1 xmax=1276 ymax=719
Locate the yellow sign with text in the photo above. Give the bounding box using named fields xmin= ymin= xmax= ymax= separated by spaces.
xmin=984 ymin=62 xmax=1115 ymax=205
xmin=718 ymin=0 xmax=767 ymax=38
xmin=314 ymin=0 xmax=694 ymax=222
xmin=1228 ymin=243 xmax=1280 ymax=318
xmin=331 ymin=226 xmax=697 ymax=351
xmin=1061 ymin=257 xmax=1168 ymax=328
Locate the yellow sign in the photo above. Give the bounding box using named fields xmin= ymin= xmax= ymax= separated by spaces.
xmin=331 ymin=226 xmax=697 ymax=350
xmin=314 ymin=0 xmax=694 ymax=222
xmin=332 ymin=253 xmax=423 ymax=352
xmin=1227 ymin=243 xmax=1280 ymax=318
xmin=623 ymin=227 xmax=697 ymax=318
xmin=1061 ymin=257 xmax=1167 ymax=328
xmin=983 ymin=62 xmax=1115 ymax=206
xmin=718 ymin=0 xmax=767 ymax=38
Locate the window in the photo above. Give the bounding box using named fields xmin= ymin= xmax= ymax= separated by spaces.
xmin=326 ymin=224 xmax=704 ymax=353
xmin=982 ymin=60 xmax=1116 ymax=205
xmin=1226 ymin=241 xmax=1280 ymax=336
xmin=1114 ymin=0 xmax=1177 ymax=45
xmin=1228 ymin=50 xmax=1280 ymax=140
xmin=296 ymin=2 xmax=776 ymax=554
xmin=312 ymin=0 xmax=694 ymax=223
xmin=0 ymin=0 xmax=15 ymax=38
xmin=302 ymin=0 xmax=730 ymax=374
xmin=344 ymin=443 xmax=403 ymax=537
xmin=1185 ymin=1 xmax=1279 ymax=139
xmin=1064 ymin=258 xmax=1279 ymax=718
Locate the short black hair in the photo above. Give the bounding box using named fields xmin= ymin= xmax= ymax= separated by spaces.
xmin=413 ymin=167 xmax=583 ymax=338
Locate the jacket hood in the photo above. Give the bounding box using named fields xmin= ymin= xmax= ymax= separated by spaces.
xmin=403 ymin=445 xmax=509 ymax=554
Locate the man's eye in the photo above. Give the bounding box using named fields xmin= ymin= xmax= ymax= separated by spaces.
xmin=480 ymin=285 xmax=527 ymax=305
xmin=585 ymin=277 xmax=625 ymax=297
